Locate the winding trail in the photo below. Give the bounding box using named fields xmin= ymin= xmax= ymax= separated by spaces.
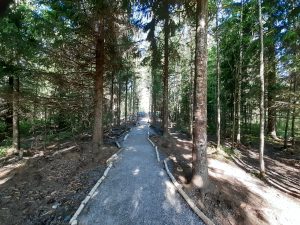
xmin=77 ymin=118 xmax=204 ymax=225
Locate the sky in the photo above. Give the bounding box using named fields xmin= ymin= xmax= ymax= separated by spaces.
xmin=132 ymin=5 xmax=151 ymax=113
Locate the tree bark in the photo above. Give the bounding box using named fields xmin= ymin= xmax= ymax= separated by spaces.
xmin=110 ymin=72 xmax=114 ymax=126
xmin=258 ymin=0 xmax=265 ymax=175
xmin=117 ymin=80 xmax=121 ymax=126
xmin=237 ymin=0 xmax=244 ymax=145
xmin=125 ymin=78 xmax=128 ymax=123
xmin=216 ymin=0 xmax=221 ymax=151
xmin=284 ymin=108 xmax=290 ymax=149
xmin=132 ymin=77 xmax=136 ymax=121
xmin=192 ymin=0 xmax=209 ymax=189
xmin=189 ymin=42 xmax=194 ymax=139
xmin=267 ymin=46 xmax=278 ymax=140
xmin=92 ymin=19 xmax=105 ymax=149
xmin=232 ymin=79 xmax=237 ymax=146
xmin=162 ymin=1 xmax=169 ymax=138
xmin=152 ymin=89 xmax=157 ymax=125
xmin=12 ymin=76 xmax=21 ymax=158
xmin=284 ymin=78 xmax=293 ymax=149
xmin=291 ymin=73 xmax=296 ymax=147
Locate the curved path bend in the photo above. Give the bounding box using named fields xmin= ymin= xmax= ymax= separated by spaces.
xmin=78 ymin=118 xmax=204 ymax=225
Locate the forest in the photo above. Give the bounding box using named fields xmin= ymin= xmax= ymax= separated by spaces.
xmin=0 ymin=0 xmax=299 ymax=225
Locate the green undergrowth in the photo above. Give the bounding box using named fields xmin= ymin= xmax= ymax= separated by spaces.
xmin=0 ymin=147 xmax=7 ymax=157
xmin=223 ymin=146 xmax=234 ymax=156
xmin=0 ymin=138 xmax=12 ymax=158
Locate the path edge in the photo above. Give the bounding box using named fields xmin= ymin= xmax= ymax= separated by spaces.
xmin=147 ymin=125 xmax=160 ymax=162
xmin=163 ymin=158 xmax=215 ymax=225
xmin=69 ymin=141 xmax=124 ymax=225
xmin=147 ymin=124 xmax=214 ymax=225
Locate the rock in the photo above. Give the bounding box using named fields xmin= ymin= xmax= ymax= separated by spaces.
xmin=52 ymin=202 xmax=60 ymax=209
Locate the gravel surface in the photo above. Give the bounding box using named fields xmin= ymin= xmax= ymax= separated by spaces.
xmin=77 ymin=119 xmax=204 ymax=225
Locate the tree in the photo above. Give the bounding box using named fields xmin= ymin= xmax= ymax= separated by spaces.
xmin=162 ymin=0 xmax=170 ymax=138
xmin=258 ymin=0 xmax=265 ymax=175
xmin=92 ymin=17 xmax=105 ymax=149
xmin=236 ymin=0 xmax=244 ymax=145
xmin=215 ymin=0 xmax=221 ymax=151
xmin=192 ymin=0 xmax=209 ymax=189
xmin=12 ymin=75 xmax=21 ymax=157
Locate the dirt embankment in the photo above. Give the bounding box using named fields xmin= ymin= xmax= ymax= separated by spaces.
xmin=0 ymin=142 xmax=118 ymax=225
xmin=150 ymin=133 xmax=300 ymax=225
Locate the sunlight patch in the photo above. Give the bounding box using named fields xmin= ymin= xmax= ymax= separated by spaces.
xmin=132 ymin=168 xmax=140 ymax=176
xmin=163 ymin=180 xmax=182 ymax=213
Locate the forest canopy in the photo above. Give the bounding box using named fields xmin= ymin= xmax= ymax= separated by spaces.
xmin=0 ymin=0 xmax=299 ymax=177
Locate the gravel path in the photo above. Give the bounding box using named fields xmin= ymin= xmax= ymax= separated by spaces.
xmin=77 ymin=118 xmax=204 ymax=225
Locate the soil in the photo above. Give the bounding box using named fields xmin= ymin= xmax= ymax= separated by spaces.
xmin=0 ymin=139 xmax=119 ymax=225
xmin=150 ymin=131 xmax=300 ymax=225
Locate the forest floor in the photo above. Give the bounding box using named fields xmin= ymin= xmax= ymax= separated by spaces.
xmin=150 ymin=129 xmax=300 ymax=225
xmin=0 ymin=126 xmax=130 ymax=225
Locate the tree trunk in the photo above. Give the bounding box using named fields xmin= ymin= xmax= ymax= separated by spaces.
xmin=152 ymin=90 xmax=157 ymax=125
xmin=162 ymin=1 xmax=169 ymax=138
xmin=291 ymin=73 xmax=296 ymax=147
xmin=232 ymin=81 xmax=236 ymax=147
xmin=12 ymin=76 xmax=21 ymax=157
xmin=284 ymin=79 xmax=293 ymax=149
xmin=189 ymin=46 xmax=194 ymax=139
xmin=267 ymin=46 xmax=278 ymax=140
xmin=237 ymin=0 xmax=244 ymax=145
xmin=192 ymin=0 xmax=209 ymax=189
xmin=110 ymin=72 xmax=114 ymax=127
xmin=258 ymin=0 xmax=265 ymax=175
xmin=125 ymin=78 xmax=128 ymax=123
xmin=117 ymin=80 xmax=121 ymax=126
xmin=130 ymin=81 xmax=133 ymax=119
xmin=132 ymin=77 xmax=136 ymax=121
xmin=284 ymin=109 xmax=290 ymax=149
xmin=92 ymin=19 xmax=105 ymax=149
xmin=216 ymin=0 xmax=221 ymax=151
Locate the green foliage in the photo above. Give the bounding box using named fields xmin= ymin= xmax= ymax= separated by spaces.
xmin=1 ymin=137 xmax=12 ymax=146
xmin=0 ymin=147 xmax=7 ymax=157
xmin=0 ymin=0 xmax=298 ymax=155
xmin=0 ymin=138 xmax=12 ymax=158
xmin=223 ymin=146 xmax=234 ymax=156
xmin=0 ymin=121 xmax=6 ymax=133
xmin=20 ymin=120 xmax=32 ymax=137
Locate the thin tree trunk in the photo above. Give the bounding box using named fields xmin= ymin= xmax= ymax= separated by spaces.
xmin=12 ymin=76 xmax=21 ymax=157
xmin=110 ymin=72 xmax=114 ymax=127
xmin=125 ymin=78 xmax=128 ymax=123
xmin=249 ymin=107 xmax=253 ymax=134
xmin=267 ymin=46 xmax=278 ymax=139
xmin=237 ymin=0 xmax=244 ymax=145
xmin=189 ymin=49 xmax=194 ymax=138
xmin=117 ymin=80 xmax=121 ymax=126
xmin=232 ymin=81 xmax=236 ymax=147
xmin=284 ymin=109 xmax=290 ymax=149
xmin=291 ymin=74 xmax=296 ymax=147
xmin=153 ymin=91 xmax=157 ymax=125
xmin=43 ymin=106 xmax=47 ymax=150
xmin=284 ymin=79 xmax=293 ymax=148
xmin=132 ymin=77 xmax=136 ymax=121
xmin=216 ymin=0 xmax=221 ymax=151
xmin=258 ymin=0 xmax=265 ymax=175
xmin=192 ymin=0 xmax=209 ymax=189
xmin=130 ymin=81 xmax=133 ymax=119
xmin=92 ymin=19 xmax=105 ymax=149
xmin=162 ymin=1 xmax=169 ymax=138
